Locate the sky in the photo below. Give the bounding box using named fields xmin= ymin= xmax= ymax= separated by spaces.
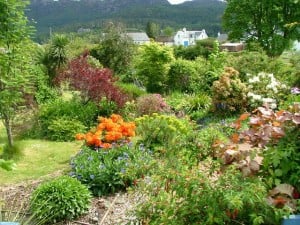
xmin=167 ymin=0 xmax=192 ymax=5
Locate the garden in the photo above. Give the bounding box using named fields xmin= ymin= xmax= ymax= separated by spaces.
xmin=1 ymin=1 xmax=300 ymax=224
xmin=1 ymin=42 xmax=299 ymax=224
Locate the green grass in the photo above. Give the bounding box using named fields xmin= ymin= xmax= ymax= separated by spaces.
xmin=0 ymin=125 xmax=82 ymax=185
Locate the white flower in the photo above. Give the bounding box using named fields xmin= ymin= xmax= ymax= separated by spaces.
xmin=270 ymin=103 xmax=277 ymax=109
xmin=252 ymin=76 xmax=260 ymax=83
xmin=267 ymin=73 xmax=275 ymax=79
xmin=253 ymin=94 xmax=262 ymax=101
xmin=262 ymin=97 xmax=274 ymax=103
xmin=247 ymin=92 xmax=254 ymax=97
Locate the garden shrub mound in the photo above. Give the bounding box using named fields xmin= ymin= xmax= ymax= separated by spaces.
xmin=30 ymin=176 xmax=91 ymax=224
xmin=70 ymin=144 xmax=153 ymax=196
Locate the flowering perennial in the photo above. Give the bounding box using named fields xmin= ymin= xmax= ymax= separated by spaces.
xmin=75 ymin=114 xmax=135 ymax=149
xmin=246 ymin=72 xmax=289 ymax=110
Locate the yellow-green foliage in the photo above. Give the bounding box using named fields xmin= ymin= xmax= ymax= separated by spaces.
xmin=135 ymin=113 xmax=190 ymax=150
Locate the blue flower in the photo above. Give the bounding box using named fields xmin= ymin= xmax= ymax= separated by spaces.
xmin=123 ymin=152 xmax=129 ymax=158
xmin=117 ymin=156 xmax=124 ymax=161
xmin=87 ymin=156 xmax=93 ymax=161
xmin=69 ymin=171 xmax=75 ymax=177
xmin=139 ymin=143 xmax=145 ymax=151
xmin=90 ymin=174 xmax=95 ymax=179
xmin=120 ymin=168 xmax=126 ymax=174
xmin=99 ymin=164 xmax=106 ymax=169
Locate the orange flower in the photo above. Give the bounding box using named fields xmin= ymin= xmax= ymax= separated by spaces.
xmin=75 ymin=133 xmax=85 ymax=140
xmin=110 ymin=114 xmax=123 ymax=123
xmin=97 ymin=123 xmax=105 ymax=131
xmin=105 ymin=131 xmax=123 ymax=142
xmin=120 ymin=122 xmax=136 ymax=137
xmin=93 ymin=138 xmax=102 ymax=147
xmin=76 ymin=115 xmax=136 ymax=149
xmin=101 ymin=143 xmax=112 ymax=149
xmin=85 ymin=132 xmax=94 ymax=146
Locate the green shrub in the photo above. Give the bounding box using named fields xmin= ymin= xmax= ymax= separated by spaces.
xmin=70 ymin=145 xmax=154 ymax=196
xmin=279 ymin=91 xmax=300 ymax=110
xmin=0 ymin=159 xmax=15 ymax=171
xmin=196 ymin=126 xmax=229 ymax=160
xmin=262 ymin=126 xmax=300 ymax=189
xmin=226 ymin=51 xmax=270 ymax=81
xmin=135 ymin=114 xmax=191 ymax=150
xmin=97 ymin=97 xmax=118 ymax=117
xmin=30 ymin=176 xmax=91 ymax=224
xmin=32 ymin=63 xmax=60 ymax=105
xmin=133 ymin=165 xmax=283 ymax=225
xmin=167 ymin=58 xmax=198 ymax=92
xmin=36 ymin=97 xmax=99 ymax=140
xmin=134 ymin=42 xmax=174 ymax=93
xmin=212 ymin=67 xmax=248 ymax=113
xmin=166 ymin=92 xmax=212 ymax=119
xmin=136 ymin=94 xmax=170 ymax=116
xmin=116 ymin=82 xmax=146 ymax=100
xmin=187 ymin=57 xmax=211 ymax=93
xmin=47 ymin=117 xmax=86 ymax=141
xmin=1 ymin=142 xmax=23 ymax=160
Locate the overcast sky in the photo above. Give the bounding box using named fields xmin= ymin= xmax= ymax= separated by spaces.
xmin=168 ymin=0 xmax=192 ymax=4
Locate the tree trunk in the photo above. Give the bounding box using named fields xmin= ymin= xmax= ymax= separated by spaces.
xmin=3 ymin=114 xmax=14 ymax=147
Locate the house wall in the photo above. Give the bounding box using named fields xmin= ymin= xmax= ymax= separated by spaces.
xmin=174 ymin=28 xmax=208 ymax=46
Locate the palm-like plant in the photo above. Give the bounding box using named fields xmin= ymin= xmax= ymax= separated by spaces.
xmin=43 ymin=34 xmax=69 ymax=83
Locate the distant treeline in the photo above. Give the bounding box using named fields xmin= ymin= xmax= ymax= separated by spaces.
xmin=26 ymin=0 xmax=226 ymax=41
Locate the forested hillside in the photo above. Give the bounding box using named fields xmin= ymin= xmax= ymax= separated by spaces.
xmin=26 ymin=0 xmax=226 ymax=40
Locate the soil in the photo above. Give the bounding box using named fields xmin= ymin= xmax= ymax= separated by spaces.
xmin=0 ymin=173 xmax=140 ymax=225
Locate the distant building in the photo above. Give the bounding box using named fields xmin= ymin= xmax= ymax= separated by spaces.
xmin=174 ymin=28 xmax=208 ymax=46
xmin=127 ymin=32 xmax=150 ymax=45
xmin=217 ymin=32 xmax=228 ymax=43
xmin=77 ymin=28 xmax=91 ymax=33
xmin=155 ymin=36 xmax=174 ymax=46
xmin=293 ymin=41 xmax=300 ymax=51
xmin=220 ymin=42 xmax=245 ymax=52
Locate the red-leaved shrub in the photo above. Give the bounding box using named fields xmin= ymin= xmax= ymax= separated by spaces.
xmin=56 ymin=52 xmax=128 ymax=107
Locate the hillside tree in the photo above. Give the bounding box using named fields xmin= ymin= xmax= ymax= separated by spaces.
xmin=90 ymin=22 xmax=136 ymax=75
xmin=223 ymin=0 xmax=300 ymax=56
xmin=0 ymin=0 xmax=34 ymax=147
xmin=146 ymin=21 xmax=160 ymax=39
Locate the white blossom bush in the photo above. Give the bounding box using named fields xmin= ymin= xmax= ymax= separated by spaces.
xmin=246 ymin=72 xmax=289 ymax=110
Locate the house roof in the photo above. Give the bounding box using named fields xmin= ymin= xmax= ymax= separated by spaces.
xmin=127 ymin=32 xmax=150 ymax=42
xmin=221 ymin=42 xmax=243 ymax=47
xmin=156 ymin=36 xmax=174 ymax=42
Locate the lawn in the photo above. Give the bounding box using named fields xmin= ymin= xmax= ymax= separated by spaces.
xmin=0 ymin=125 xmax=82 ymax=185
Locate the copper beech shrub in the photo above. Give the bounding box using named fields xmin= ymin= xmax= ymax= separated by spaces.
xmin=55 ymin=52 xmax=128 ymax=107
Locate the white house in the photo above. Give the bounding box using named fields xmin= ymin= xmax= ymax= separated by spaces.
xmin=293 ymin=40 xmax=300 ymax=51
xmin=174 ymin=28 xmax=208 ymax=46
xmin=127 ymin=32 xmax=150 ymax=45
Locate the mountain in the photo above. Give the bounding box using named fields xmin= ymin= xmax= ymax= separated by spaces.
xmin=26 ymin=0 xmax=226 ymax=40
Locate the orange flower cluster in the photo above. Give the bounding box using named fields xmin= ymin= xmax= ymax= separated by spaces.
xmin=75 ymin=114 xmax=135 ymax=149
